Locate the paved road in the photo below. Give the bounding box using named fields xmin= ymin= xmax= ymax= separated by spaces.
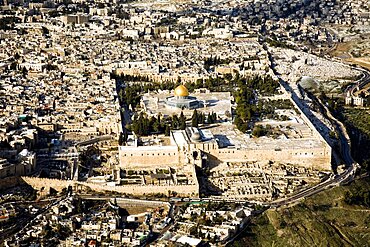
xmin=269 ymin=168 xmax=354 ymax=208
xmin=346 ymin=67 xmax=370 ymax=97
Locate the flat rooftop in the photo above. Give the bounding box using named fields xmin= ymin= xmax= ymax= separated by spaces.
xmin=207 ymin=117 xmax=325 ymax=151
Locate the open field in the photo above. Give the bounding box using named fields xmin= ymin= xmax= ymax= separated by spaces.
xmin=329 ymin=42 xmax=353 ymax=59
xmin=329 ymin=36 xmax=370 ymax=70
xmin=347 ymin=57 xmax=370 ymax=71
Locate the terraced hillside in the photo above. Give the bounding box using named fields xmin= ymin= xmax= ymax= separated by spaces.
xmin=232 ymin=177 xmax=370 ymax=247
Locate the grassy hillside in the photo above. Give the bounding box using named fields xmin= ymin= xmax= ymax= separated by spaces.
xmin=232 ymin=177 xmax=370 ymax=247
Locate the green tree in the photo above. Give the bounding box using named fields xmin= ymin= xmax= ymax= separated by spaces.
xmin=22 ymin=66 xmax=28 ymax=77
xmin=165 ymin=124 xmax=170 ymax=136
xmin=179 ymin=112 xmax=186 ymax=130
xmin=361 ymin=159 xmax=370 ymax=174
xmin=189 ymin=225 xmax=198 ymax=235
xmin=252 ymin=125 xmax=265 ymax=137
xmin=118 ymin=132 xmax=124 ymax=145
xmin=191 ymin=110 xmax=199 ymax=127
xmin=224 ymin=73 xmax=233 ymax=82
xmin=42 ymin=26 xmax=49 ymax=36
xmin=172 ymin=115 xmax=179 ymax=129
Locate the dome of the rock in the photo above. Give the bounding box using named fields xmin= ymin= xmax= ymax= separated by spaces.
xmin=174 ymin=85 xmax=189 ymax=97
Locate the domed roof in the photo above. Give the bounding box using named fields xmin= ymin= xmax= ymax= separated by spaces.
xmin=174 ymin=85 xmax=189 ymax=97
xmin=191 ymin=131 xmax=201 ymax=141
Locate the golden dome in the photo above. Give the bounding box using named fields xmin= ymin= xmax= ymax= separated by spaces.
xmin=174 ymin=85 xmax=189 ymax=97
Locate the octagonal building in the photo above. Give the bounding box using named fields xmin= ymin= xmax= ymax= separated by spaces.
xmin=165 ymin=85 xmax=201 ymax=109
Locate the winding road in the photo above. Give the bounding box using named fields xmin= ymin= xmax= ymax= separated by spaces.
xmin=346 ymin=67 xmax=370 ymax=97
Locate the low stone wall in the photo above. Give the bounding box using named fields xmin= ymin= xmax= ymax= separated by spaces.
xmin=20 ymin=176 xmax=199 ymax=197
xmin=77 ymin=181 xmax=199 ymax=197
xmin=21 ymin=176 xmax=74 ymax=192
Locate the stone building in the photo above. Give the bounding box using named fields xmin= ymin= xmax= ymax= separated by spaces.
xmin=345 ymin=94 xmax=364 ymax=107
xmin=119 ymin=125 xmax=332 ymax=172
xmin=165 ymin=85 xmax=201 ymax=109
xmin=140 ymin=85 xmax=232 ymax=119
xmin=0 ymin=150 xmax=36 ymax=179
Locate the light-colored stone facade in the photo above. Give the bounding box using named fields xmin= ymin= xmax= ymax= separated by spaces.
xmin=119 ymin=145 xmax=180 ymax=169
xmin=21 ymin=176 xmax=199 ymax=197
xmin=119 ymin=125 xmax=332 ymax=172
xmin=209 ymin=143 xmax=331 ymax=171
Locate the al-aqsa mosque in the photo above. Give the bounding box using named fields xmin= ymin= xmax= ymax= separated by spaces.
xmin=140 ymin=84 xmax=232 ymax=118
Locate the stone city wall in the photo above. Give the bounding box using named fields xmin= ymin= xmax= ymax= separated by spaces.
xmin=280 ymin=84 xmax=333 ymax=160
xmin=290 ymin=97 xmax=330 ymax=145
xmin=78 ymin=182 xmax=199 ymax=197
xmin=117 ymin=85 xmax=332 ymax=172
xmin=116 ymin=68 xmax=203 ymax=83
xmin=289 ymin=97 xmax=332 ymax=168
xmin=119 ymin=147 xmax=180 ymax=169
xmin=210 ymin=145 xmax=331 ymax=171
xmin=21 ymin=176 xmax=74 ymax=192
xmin=21 ymin=176 xmax=199 ymax=197
xmin=118 ymin=138 xmax=331 ymax=171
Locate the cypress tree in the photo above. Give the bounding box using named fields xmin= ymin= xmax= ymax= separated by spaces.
xmin=207 ymin=112 xmax=212 ymax=124
xmin=172 ymin=115 xmax=179 ymax=129
xmin=191 ymin=110 xmax=198 ymax=127
xmin=118 ymin=132 xmax=124 ymax=145
xmin=179 ymin=112 xmax=186 ymax=130
xmin=165 ymin=124 xmax=170 ymax=136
